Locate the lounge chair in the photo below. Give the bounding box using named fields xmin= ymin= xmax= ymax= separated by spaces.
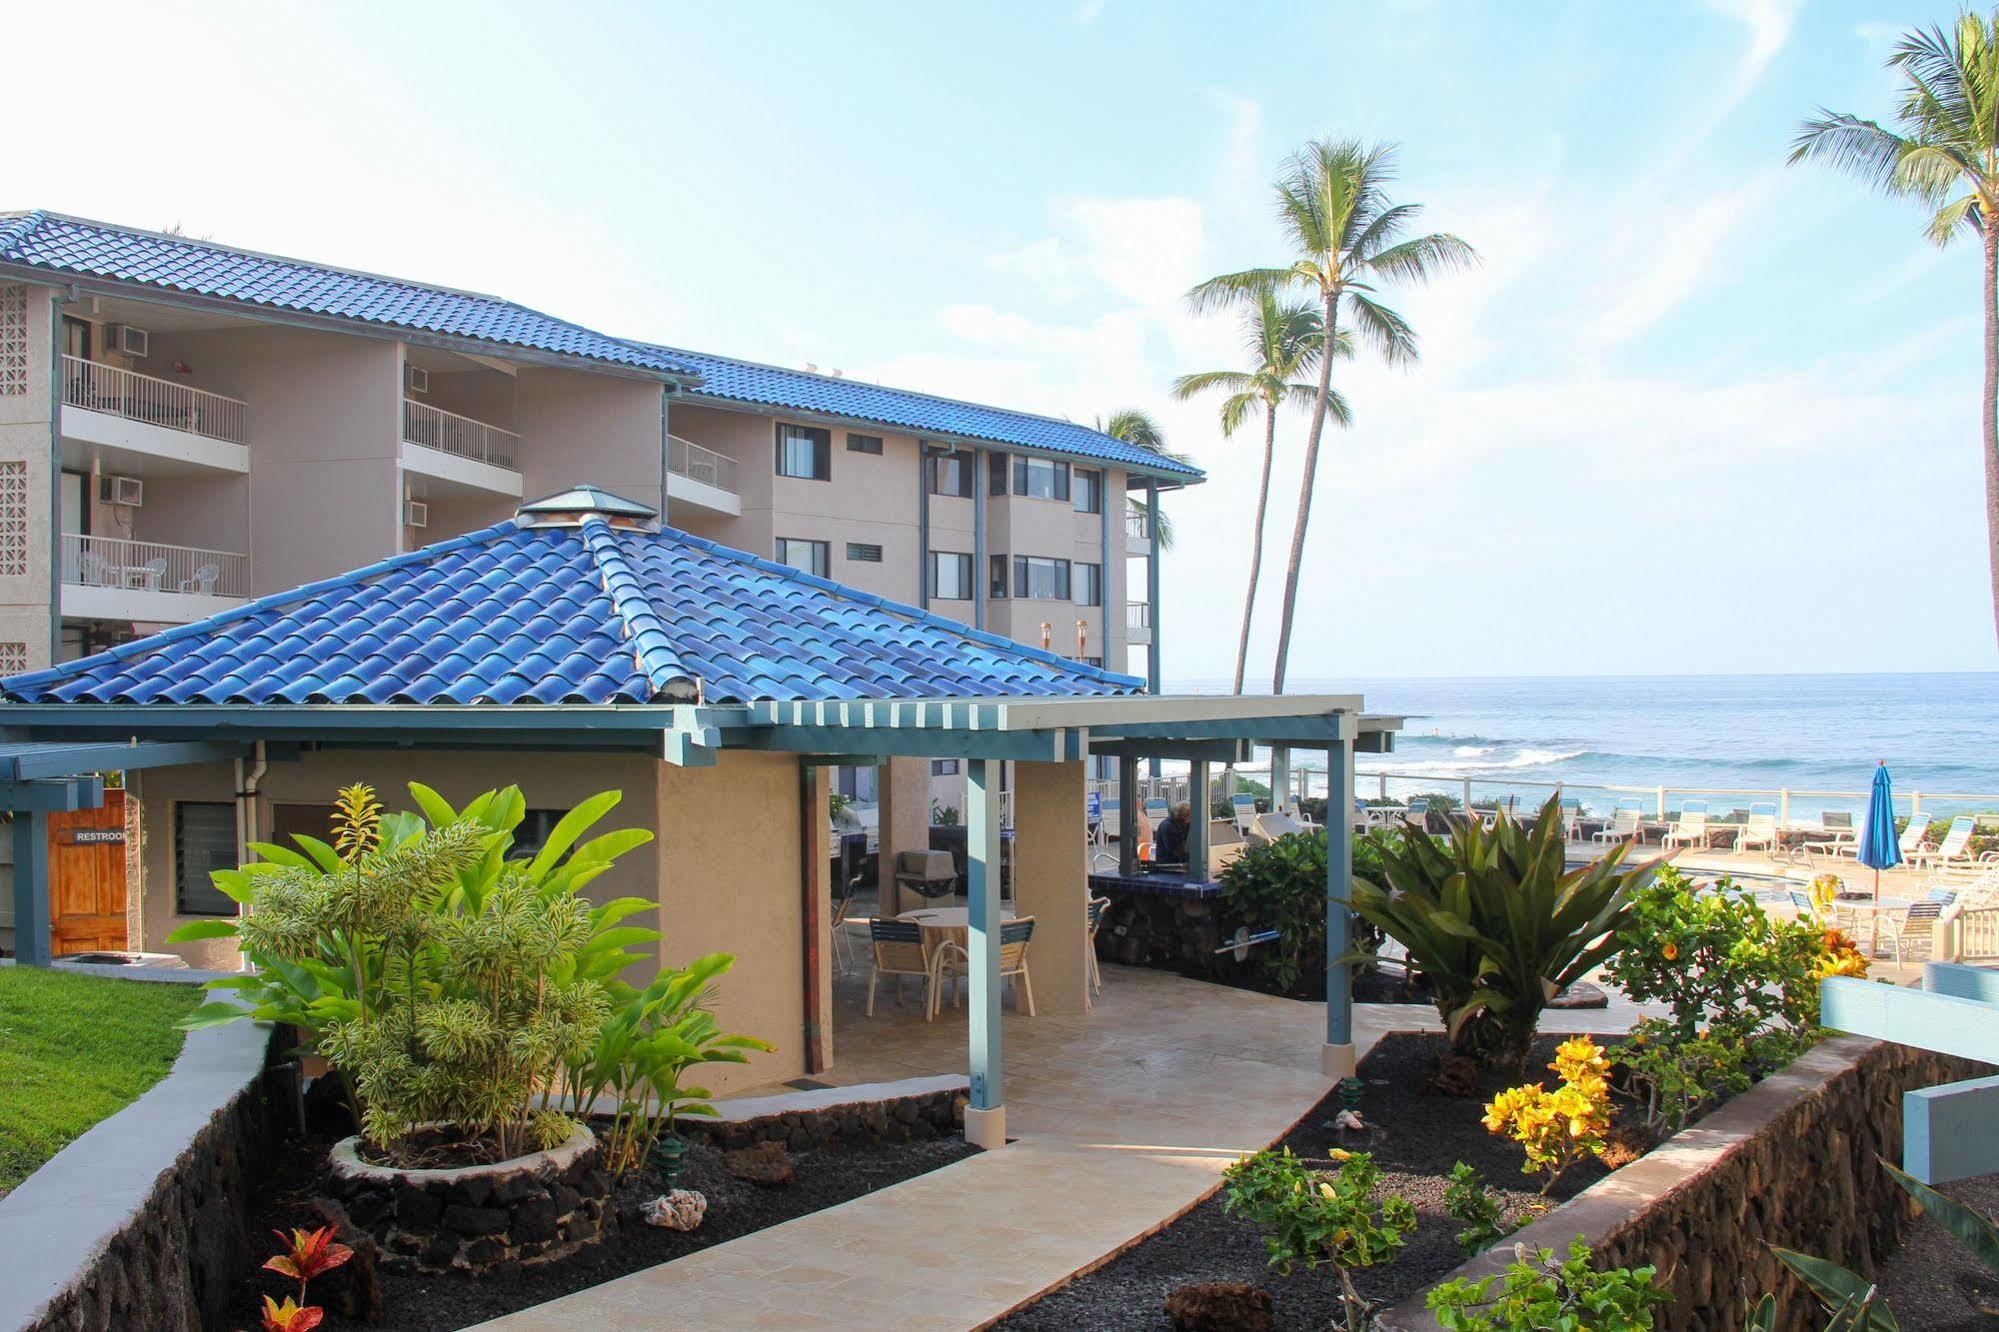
xmin=1883 ymin=901 xmax=1944 ymax=964
xmin=1734 ymin=803 xmax=1780 ymax=855
xmin=1284 ymin=800 xmax=1319 ymax=830
xmin=1662 ymin=801 xmax=1711 ymax=851
xmin=1404 ymin=798 xmax=1431 ymax=832
xmin=1250 ymin=811 xmax=1304 ymax=844
xmin=1230 ymin=792 xmax=1258 ymax=834
xmin=865 ymin=918 xmax=946 ymax=1020
xmin=1207 ymin=819 xmax=1248 ymax=877
xmin=1897 ymin=811 xmax=1935 ymax=862
xmin=937 ymin=916 xmax=1037 ymax=1016
xmin=1786 ymin=888 xmax=1815 ymax=918
xmin=1560 ymin=799 xmax=1586 ymax=843
xmin=1907 ymin=815 xmax=1988 ymax=874
xmin=1086 ymin=895 xmax=1110 ymax=997
xmin=1592 ymin=802 xmax=1642 ymax=845
xmin=1802 ymin=811 xmax=1858 ymax=860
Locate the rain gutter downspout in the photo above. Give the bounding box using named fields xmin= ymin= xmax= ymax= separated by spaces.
xmin=234 ymin=741 xmax=268 ymax=971
xmin=659 ymin=386 xmax=673 ymax=526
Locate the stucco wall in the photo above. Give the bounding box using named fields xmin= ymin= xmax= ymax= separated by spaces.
xmin=516 ymin=366 xmax=663 ymax=510
xmin=0 ymin=282 xmax=58 ymax=669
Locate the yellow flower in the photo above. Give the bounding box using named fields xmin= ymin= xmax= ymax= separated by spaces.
xmin=1662 ymin=941 xmax=1679 ymax=961
xmin=1329 ymin=1147 xmax=1353 ymax=1161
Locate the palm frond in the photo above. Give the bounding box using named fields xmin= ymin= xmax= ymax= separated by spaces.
xmin=1186 ymin=267 xmax=1295 ymax=313
xmin=1219 ymin=391 xmax=1259 ymax=437
xmin=1367 ymin=233 xmax=1479 ymax=284
xmin=1789 ymin=112 xmax=1913 ymax=190
xmin=1347 ymin=293 xmax=1419 ymax=365
xmin=1171 ymin=369 xmax=1255 ymax=400
xmin=1926 ymin=191 xmax=1983 ymax=245
xmin=1096 ymin=408 xmax=1167 ymax=452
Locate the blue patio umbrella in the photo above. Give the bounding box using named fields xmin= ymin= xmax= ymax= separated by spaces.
xmin=1856 ymin=761 xmax=1902 ymax=947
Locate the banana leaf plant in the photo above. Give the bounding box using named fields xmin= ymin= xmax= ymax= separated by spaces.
xmin=1344 ymin=792 xmax=1658 ymax=1066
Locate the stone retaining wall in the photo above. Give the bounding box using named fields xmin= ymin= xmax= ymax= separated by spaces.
xmin=0 ymin=1004 xmax=284 ymax=1332
xmin=1095 ymin=889 xmax=1237 ymax=983
xmin=681 ymin=1074 xmax=968 ymax=1153
xmin=1377 ymin=1036 xmax=1993 ymax=1331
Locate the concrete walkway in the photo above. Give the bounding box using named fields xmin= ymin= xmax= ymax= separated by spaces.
xmin=478 ymin=966 xmax=1641 ymax=1332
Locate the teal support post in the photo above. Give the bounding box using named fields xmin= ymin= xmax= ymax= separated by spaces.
xmin=1187 ymin=760 xmax=1210 ymax=874
xmin=1324 ymin=725 xmax=1356 ymax=1076
xmin=965 ymin=757 xmax=1005 ymax=1147
xmin=1145 ymin=479 xmax=1161 ymax=779
xmin=12 ymin=809 xmax=49 ymax=967
xmin=1117 ymin=754 xmax=1139 ymax=877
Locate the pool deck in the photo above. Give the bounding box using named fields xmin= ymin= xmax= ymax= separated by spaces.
xmin=475 ymin=964 xmax=1645 ymax=1332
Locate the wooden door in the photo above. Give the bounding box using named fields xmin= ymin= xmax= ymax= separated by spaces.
xmin=49 ymin=790 xmax=128 ymax=955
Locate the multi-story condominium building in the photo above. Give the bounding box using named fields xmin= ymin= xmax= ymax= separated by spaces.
xmin=0 ymin=213 xmax=1202 ymax=708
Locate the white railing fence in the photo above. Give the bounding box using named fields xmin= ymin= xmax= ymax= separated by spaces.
xmin=668 ymin=434 xmax=740 ymax=494
xmin=1125 ymin=510 xmax=1151 ymax=544
xmin=1125 ymin=600 xmax=1151 ymax=630
xmin=402 ymin=399 xmax=518 ymax=469
xmin=59 ymin=532 xmax=248 ymax=598
xmin=1960 ymin=907 xmax=1999 ymax=963
xmin=62 ymin=356 xmax=247 ymax=445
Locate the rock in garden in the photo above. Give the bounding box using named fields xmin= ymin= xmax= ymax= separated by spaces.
xmin=1547 ymin=980 xmax=1609 ymax=1009
xmin=308 ymin=1198 xmax=384 ymax=1325
xmin=723 ymin=1139 xmax=795 ymax=1185
xmin=643 ymin=1189 xmax=708 ymax=1231
xmin=1425 ymin=1052 xmax=1481 ymax=1098
xmin=1164 ymin=1281 xmax=1274 ymax=1332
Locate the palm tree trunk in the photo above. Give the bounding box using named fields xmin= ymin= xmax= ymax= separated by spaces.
xmin=1231 ymin=406 xmax=1278 ymax=695
xmin=1985 ymin=224 xmax=1999 ymax=648
xmin=1271 ymin=290 xmax=1340 ymax=694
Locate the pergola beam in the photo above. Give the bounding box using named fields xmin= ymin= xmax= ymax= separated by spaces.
xmin=1088 ymin=738 xmax=1256 ymax=763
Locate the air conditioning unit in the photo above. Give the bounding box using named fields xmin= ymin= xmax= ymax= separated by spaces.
xmin=99 ymin=475 xmax=144 ymax=507
xmin=405 ymin=364 xmax=430 ymax=395
xmin=112 ymin=325 xmax=150 ymax=359
xmin=403 ymin=500 xmax=429 ymax=529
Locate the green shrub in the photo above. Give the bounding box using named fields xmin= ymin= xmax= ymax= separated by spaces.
xmin=1427 ymin=1237 xmax=1667 ymax=1331
xmin=172 ymin=783 xmax=662 ymax=1162
xmin=1349 ymin=794 xmax=1649 ymax=1066
xmin=1443 ymin=1161 xmax=1517 ymax=1255
xmin=1222 ymin=1147 xmax=1416 ymax=1331
xmin=1215 ymin=830 xmax=1386 ymax=995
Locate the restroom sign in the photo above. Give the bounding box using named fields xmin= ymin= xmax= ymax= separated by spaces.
xmin=65 ymin=828 xmax=126 ymax=846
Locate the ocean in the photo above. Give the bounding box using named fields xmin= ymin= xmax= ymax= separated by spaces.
xmin=1167 ymin=673 xmax=1999 ymax=818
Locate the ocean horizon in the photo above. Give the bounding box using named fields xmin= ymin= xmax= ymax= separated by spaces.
xmin=1162 ymin=671 xmax=1999 ymax=816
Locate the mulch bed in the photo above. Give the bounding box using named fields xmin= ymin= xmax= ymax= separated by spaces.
xmin=998 ymin=1032 xmax=1634 ymax=1331
xmin=1872 ymin=1169 xmax=1999 ymax=1330
xmin=217 ymin=1128 xmax=976 ymax=1332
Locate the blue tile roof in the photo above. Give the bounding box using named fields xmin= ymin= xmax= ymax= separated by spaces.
xmin=0 ymin=212 xmax=697 ymax=379
xmin=0 ymin=511 xmax=1141 ymax=707
xmin=651 ymin=344 xmax=1205 ymax=482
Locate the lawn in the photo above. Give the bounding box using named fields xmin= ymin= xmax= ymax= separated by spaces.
xmin=0 ymin=966 xmax=199 ymax=1197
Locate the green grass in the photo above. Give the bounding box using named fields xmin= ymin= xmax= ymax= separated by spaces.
xmin=0 ymin=966 xmax=200 ymax=1197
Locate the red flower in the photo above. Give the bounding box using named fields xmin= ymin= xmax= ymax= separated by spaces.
xmin=263 ymin=1226 xmax=353 ymax=1287
xmin=260 ymin=1295 xmax=325 ymax=1332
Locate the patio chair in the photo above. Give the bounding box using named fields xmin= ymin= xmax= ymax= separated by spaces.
xmin=1560 ymin=799 xmax=1586 ymax=843
xmin=1404 ymin=797 xmax=1431 ymax=832
xmin=79 ymin=550 xmax=118 ymax=587
xmin=1883 ymin=901 xmax=1944 ymax=964
xmin=1086 ymin=895 xmax=1110 ymax=997
xmin=1908 ymin=815 xmax=1986 ymax=873
xmin=1283 ymin=799 xmax=1319 ymax=830
xmin=178 ymin=562 xmax=221 ymax=595
xmin=830 ymin=882 xmax=860 ymax=974
xmin=1592 ymin=802 xmax=1642 ymax=845
xmin=132 ymin=556 xmax=167 ymax=591
xmin=1898 ymin=811 xmax=1935 ymax=862
xmin=1250 ymin=810 xmax=1303 ymax=845
xmin=1786 ymin=888 xmax=1815 ymax=918
xmin=1802 ymin=811 xmax=1858 ymax=860
xmin=1734 ymin=803 xmax=1780 ymax=855
xmin=864 ymin=918 xmax=946 ymax=1020
xmin=1230 ymin=792 xmax=1258 ymax=834
xmin=893 ymin=849 xmax=958 ymax=904
xmin=936 ymin=915 xmax=1038 ymax=1016
xmin=1662 ymin=801 xmax=1711 ymax=851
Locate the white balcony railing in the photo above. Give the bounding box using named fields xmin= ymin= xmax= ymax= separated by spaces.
xmin=402 ymin=399 xmax=518 ymax=469
xmin=62 ymin=355 xmax=247 ymax=445
xmin=60 ymin=533 xmax=248 ymax=598
xmin=668 ymin=434 xmax=739 ymax=494
xmin=1125 ymin=509 xmax=1151 ymax=544
xmin=1125 ymin=600 xmax=1151 ymax=631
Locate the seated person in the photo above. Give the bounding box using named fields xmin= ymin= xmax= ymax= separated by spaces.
xmin=1152 ymin=801 xmax=1193 ymax=866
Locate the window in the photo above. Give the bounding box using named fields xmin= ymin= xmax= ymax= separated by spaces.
xmin=932 ymin=759 xmax=961 ymax=776
xmin=835 ymin=766 xmax=878 ymax=801
xmin=1073 ymin=468 xmax=1104 ymax=514
xmin=928 ymin=551 xmax=973 ymax=600
xmin=1012 ymin=555 xmax=1071 ymax=600
xmin=1012 ymin=457 xmax=1070 ymax=501
xmin=846 ymin=542 xmax=883 ymax=563
xmin=175 ymin=802 xmax=238 ymax=916
xmin=989 ymin=555 xmax=1009 ymax=599
xmin=927 ymin=454 xmax=973 ymax=498
xmin=776 ymin=537 xmax=830 ymax=578
xmin=775 ymin=423 xmax=831 ymax=480
xmin=1074 ymin=561 xmax=1103 ymax=607
xmin=846 ymin=433 xmax=883 ymax=455
xmin=988 ymin=452 xmax=1009 ymax=496
xmin=1083 ymin=656 xmax=1103 ymax=668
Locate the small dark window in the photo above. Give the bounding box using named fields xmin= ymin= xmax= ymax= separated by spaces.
xmin=1074 ymin=561 xmax=1102 ymax=607
xmin=775 ymin=423 xmax=831 ymax=480
xmin=932 ymin=759 xmax=961 ymax=776
xmin=1083 ymin=656 xmax=1103 ymax=669
xmin=1073 ymin=468 xmax=1104 ymax=515
xmin=1013 ymin=457 xmax=1069 ymax=501
xmin=776 ymin=537 xmax=830 ymax=578
xmin=988 ymin=452 xmax=1008 ymax=496
xmin=846 ymin=542 xmax=883 ymax=563
xmin=175 ymin=802 xmax=239 ymax=916
xmin=846 ymin=433 xmax=883 ymax=455
xmin=927 ymin=454 xmax=973 ymax=498
xmin=989 ymin=554 xmax=1009 ymax=599
xmin=1013 ymin=555 xmax=1071 ymax=600
xmin=928 ymin=551 xmax=973 ymax=600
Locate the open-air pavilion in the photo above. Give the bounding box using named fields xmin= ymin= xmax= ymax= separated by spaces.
xmin=0 ymin=486 xmax=1397 ymax=1145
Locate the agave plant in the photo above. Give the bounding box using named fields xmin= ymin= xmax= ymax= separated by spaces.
xmin=1346 ymin=793 xmax=1655 ymax=1066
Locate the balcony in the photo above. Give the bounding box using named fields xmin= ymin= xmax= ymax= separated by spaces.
xmin=401 ymin=399 xmax=522 ymax=497
xmin=667 ymin=434 xmax=741 ymax=516
xmin=60 ymin=356 xmax=250 ymax=474
xmin=1125 ymin=599 xmax=1152 ymax=644
xmin=60 ymin=533 xmax=249 ymax=625
xmin=1125 ymin=509 xmax=1152 ymax=551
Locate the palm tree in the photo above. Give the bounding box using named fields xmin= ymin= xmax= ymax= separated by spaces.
xmin=1172 ymin=292 xmax=1339 ymax=695
xmin=1791 ymin=13 xmax=1999 ymax=645
xmin=1189 ymin=139 xmax=1473 ymax=692
xmin=1096 ymin=410 xmax=1187 ymax=549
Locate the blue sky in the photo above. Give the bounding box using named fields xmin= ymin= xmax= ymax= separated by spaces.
xmin=10 ymin=0 xmax=1989 ymax=680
